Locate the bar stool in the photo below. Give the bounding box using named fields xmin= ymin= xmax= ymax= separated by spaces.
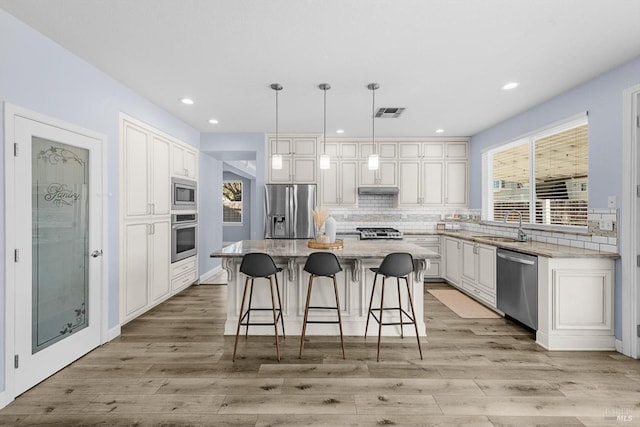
xmin=299 ymin=252 xmax=345 ymax=359
xmin=233 ymin=252 xmax=285 ymax=362
xmin=365 ymin=252 xmax=423 ymax=362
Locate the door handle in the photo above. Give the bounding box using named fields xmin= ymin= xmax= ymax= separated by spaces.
xmin=497 ymin=252 xmax=535 ymax=265
xmin=91 ymin=250 xmax=103 ymax=258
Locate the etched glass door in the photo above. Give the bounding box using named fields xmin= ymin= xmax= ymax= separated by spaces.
xmin=12 ymin=111 xmax=103 ymax=396
xmin=32 ymin=138 xmax=89 ymax=353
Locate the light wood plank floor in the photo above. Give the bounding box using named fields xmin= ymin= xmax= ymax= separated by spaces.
xmin=1 ymin=282 xmax=638 ymax=426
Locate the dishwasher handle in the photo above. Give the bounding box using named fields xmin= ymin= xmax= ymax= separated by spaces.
xmin=497 ymin=252 xmax=536 ymax=265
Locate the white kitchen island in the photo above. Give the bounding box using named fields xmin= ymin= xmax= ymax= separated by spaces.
xmin=210 ymin=239 xmax=439 ymax=336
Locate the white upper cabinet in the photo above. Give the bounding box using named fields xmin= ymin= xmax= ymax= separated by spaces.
xmin=397 ymin=140 xmax=468 ymax=207
xmin=320 ymin=160 xmax=358 ymax=206
xmin=268 ymin=135 xmax=318 ymax=183
xmin=172 ymin=142 xmax=198 ymax=179
xmin=122 ymin=119 xmax=171 ymax=217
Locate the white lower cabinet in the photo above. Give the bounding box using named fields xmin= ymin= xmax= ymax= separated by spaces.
xmin=442 ymin=236 xmax=461 ymax=287
xmin=121 ymin=219 xmax=171 ymax=323
xmin=404 ymin=235 xmax=441 ymax=280
xmin=537 ymin=257 xmax=615 ymax=350
xmin=461 ymin=242 xmax=496 ymax=307
xmin=172 ymin=256 xmax=199 ymax=292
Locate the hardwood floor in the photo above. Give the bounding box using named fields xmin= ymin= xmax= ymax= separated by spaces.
xmin=1 ymin=282 xmax=638 ymax=426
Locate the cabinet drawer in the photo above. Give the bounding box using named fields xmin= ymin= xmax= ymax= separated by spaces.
xmin=172 ymin=269 xmax=197 ymax=291
xmin=406 ymin=235 xmax=440 ymax=244
xmin=172 ymin=256 xmax=197 ymax=277
xmin=462 ymin=279 xmax=496 ymax=308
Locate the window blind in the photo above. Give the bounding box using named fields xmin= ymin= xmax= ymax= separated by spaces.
xmin=534 ymin=124 xmax=588 ymax=226
xmin=492 ymin=141 xmax=530 ymax=222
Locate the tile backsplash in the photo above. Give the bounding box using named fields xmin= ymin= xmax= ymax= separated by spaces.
xmin=326 ymin=194 xmax=618 ymax=253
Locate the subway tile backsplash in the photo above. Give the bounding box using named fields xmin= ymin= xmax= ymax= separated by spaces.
xmin=326 ymin=194 xmax=618 ymax=253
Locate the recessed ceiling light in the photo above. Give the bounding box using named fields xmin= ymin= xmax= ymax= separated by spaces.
xmin=435 ymin=129 xmax=445 ymax=134
xmin=502 ymin=82 xmax=519 ymax=90
xmin=208 ymin=118 xmax=219 ymax=124
xmin=336 ymin=129 xmax=344 ymax=134
xmin=179 ymin=97 xmax=194 ymax=105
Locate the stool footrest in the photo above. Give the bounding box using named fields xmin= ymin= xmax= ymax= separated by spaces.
xmin=305 ymin=320 xmax=340 ymax=324
xmin=368 ymin=307 xmax=415 ymax=326
xmin=308 ymin=305 xmax=340 ymax=310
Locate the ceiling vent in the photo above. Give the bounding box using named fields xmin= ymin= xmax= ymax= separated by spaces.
xmin=375 ymin=107 xmax=405 ymax=118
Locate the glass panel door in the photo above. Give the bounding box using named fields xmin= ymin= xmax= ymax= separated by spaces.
xmin=32 ymin=137 xmax=90 ymax=353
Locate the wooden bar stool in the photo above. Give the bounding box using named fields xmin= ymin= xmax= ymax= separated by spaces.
xmin=365 ymin=252 xmax=422 ymax=362
xmin=233 ymin=252 xmax=285 ymax=362
xmin=299 ymin=252 xmax=345 ymax=359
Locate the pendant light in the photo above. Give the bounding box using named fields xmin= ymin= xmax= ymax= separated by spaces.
xmin=319 ymin=83 xmax=331 ymax=170
xmin=367 ymin=83 xmax=380 ymax=170
xmin=271 ymin=83 xmax=283 ymax=170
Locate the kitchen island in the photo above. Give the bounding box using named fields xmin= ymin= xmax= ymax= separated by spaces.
xmin=211 ymin=239 xmax=439 ymax=336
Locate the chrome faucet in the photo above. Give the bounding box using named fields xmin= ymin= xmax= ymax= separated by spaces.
xmin=504 ymin=210 xmax=528 ymax=242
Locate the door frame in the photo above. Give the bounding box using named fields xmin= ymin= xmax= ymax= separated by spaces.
xmin=3 ymin=103 xmax=109 ymax=404
xmin=622 ymin=84 xmax=640 ymax=359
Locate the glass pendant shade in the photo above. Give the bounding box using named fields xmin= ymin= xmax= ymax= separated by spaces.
xmin=271 ymin=154 xmax=283 ymax=170
xmin=368 ymin=153 xmax=379 ymax=170
xmin=319 ymin=154 xmax=331 ymax=170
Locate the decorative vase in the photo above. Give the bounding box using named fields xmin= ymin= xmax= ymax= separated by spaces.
xmin=324 ymin=216 xmax=337 ymax=243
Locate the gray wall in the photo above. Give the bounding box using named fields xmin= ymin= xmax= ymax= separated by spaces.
xmin=223 ymin=172 xmax=252 ymax=243
xmin=469 ymin=54 xmax=640 ymax=339
xmin=198 ymin=154 xmax=223 ymax=276
xmin=0 ymin=9 xmax=201 ymax=392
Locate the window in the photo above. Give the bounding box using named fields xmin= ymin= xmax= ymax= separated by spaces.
xmin=223 ymin=181 xmax=243 ymax=224
xmin=485 ymin=116 xmax=588 ymax=228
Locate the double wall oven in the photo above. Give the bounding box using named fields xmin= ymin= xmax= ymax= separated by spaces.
xmin=172 ymin=213 xmax=197 ymax=263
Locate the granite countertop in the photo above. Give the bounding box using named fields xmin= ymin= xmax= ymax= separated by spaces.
xmin=211 ymin=239 xmax=440 ymax=260
xmin=438 ymin=230 xmax=619 ymax=259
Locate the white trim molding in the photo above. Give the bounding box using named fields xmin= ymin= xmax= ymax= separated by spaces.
xmin=621 ymin=83 xmax=640 ymax=359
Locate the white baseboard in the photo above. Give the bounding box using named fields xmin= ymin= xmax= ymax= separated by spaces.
xmin=200 ymin=266 xmax=223 ymax=283
xmin=107 ymin=325 xmax=121 ymax=342
xmin=616 ymin=339 xmax=624 ymax=354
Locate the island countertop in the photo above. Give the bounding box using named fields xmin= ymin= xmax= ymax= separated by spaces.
xmin=210 ymin=239 xmax=440 ymax=260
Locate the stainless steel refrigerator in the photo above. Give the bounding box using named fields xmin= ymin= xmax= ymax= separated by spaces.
xmin=264 ymin=184 xmax=316 ymax=239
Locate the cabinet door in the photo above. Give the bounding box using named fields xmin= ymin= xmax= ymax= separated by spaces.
xmin=320 ymin=161 xmax=339 ymax=205
xmin=398 ymin=142 xmax=421 ymax=159
xmin=292 ymin=157 xmax=316 ymax=183
xmin=378 ymin=161 xmax=397 ymax=186
xmin=269 ymin=157 xmax=292 ymax=183
xmin=270 ymin=138 xmax=292 ymax=156
xmin=476 ymin=245 xmax=496 ymax=294
xmin=151 ymin=135 xmax=171 ymax=215
xmin=446 ymin=142 xmax=467 ymax=158
xmin=378 ymin=142 xmax=397 ymax=159
xmin=443 ymin=238 xmax=461 ymax=285
xmin=445 ymin=161 xmax=468 ymax=206
xmin=184 ymin=147 xmax=197 ymax=179
xmin=398 ymin=161 xmax=420 ymax=205
xmin=122 ymin=223 xmax=150 ymax=319
xmin=339 ymin=142 xmax=358 ymax=159
xmin=461 ymin=242 xmax=477 ymax=282
xmin=423 ymin=143 xmax=444 ymax=158
xmin=339 ymin=161 xmax=358 ymax=205
xmin=422 ymin=161 xmax=444 ymax=205
xmin=172 ymin=143 xmax=186 ymax=176
xmin=149 ymin=220 xmax=171 ymax=302
xmin=359 ymin=161 xmax=377 ymax=186
xmin=123 ymin=121 xmax=150 ymax=217
xmin=292 ymin=138 xmax=316 ymax=156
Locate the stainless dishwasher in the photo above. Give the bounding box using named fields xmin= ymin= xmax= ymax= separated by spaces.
xmin=496 ymin=249 xmax=538 ymax=330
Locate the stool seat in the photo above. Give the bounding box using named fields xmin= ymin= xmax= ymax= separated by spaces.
xmin=365 ymin=252 xmax=423 ymax=362
xmin=233 ymin=252 xmax=285 ymax=362
xmin=299 ymin=252 xmax=345 ymax=359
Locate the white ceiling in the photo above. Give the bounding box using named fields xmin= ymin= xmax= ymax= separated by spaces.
xmin=2 ymin=0 xmax=640 ymax=138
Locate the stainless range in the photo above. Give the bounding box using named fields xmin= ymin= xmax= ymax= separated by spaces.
xmin=356 ymin=227 xmax=403 ymax=240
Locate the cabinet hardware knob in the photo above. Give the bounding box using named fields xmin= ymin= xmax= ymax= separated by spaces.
xmin=91 ymin=250 xmax=103 ymax=258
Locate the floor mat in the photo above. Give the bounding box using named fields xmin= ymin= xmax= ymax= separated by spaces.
xmin=428 ymin=289 xmax=501 ymax=318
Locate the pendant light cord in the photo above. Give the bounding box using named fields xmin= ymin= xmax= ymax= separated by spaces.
xmin=372 ymin=86 xmax=375 ymax=155
xmin=323 ymin=87 xmax=327 ymax=155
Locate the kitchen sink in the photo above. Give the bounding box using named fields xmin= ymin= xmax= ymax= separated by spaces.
xmin=474 ymin=235 xmax=520 ymax=243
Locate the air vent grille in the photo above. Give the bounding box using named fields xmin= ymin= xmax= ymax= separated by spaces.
xmin=375 ymin=107 xmax=405 ymax=118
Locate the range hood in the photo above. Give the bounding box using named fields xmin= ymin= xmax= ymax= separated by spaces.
xmin=357 ymin=186 xmax=400 ymax=195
